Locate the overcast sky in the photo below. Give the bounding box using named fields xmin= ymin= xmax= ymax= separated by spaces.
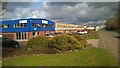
xmin=2 ymin=2 xmax=118 ymax=25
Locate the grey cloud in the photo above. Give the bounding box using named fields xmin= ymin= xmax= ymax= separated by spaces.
xmin=2 ymin=2 xmax=118 ymax=25
xmin=87 ymin=2 xmax=118 ymax=11
xmin=47 ymin=2 xmax=81 ymax=7
xmin=5 ymin=2 xmax=36 ymax=12
xmin=3 ymin=8 xmax=32 ymax=19
xmin=39 ymin=2 xmax=118 ymax=25
xmin=3 ymin=2 xmax=35 ymax=19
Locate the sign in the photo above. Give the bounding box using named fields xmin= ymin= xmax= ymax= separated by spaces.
xmin=34 ymin=28 xmax=37 ymax=30
xmin=42 ymin=20 xmax=48 ymax=24
xmin=19 ymin=20 xmax=27 ymax=23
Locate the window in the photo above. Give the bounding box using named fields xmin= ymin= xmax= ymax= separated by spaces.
xmin=32 ymin=24 xmax=41 ymax=28
xmin=2 ymin=24 xmax=9 ymax=28
xmin=48 ymin=24 xmax=54 ymax=28
xmin=32 ymin=24 xmax=35 ymax=27
xmin=14 ymin=23 xmax=26 ymax=28
xmin=16 ymin=32 xmax=27 ymax=40
xmin=38 ymin=32 xmax=40 ymax=35
xmin=33 ymin=32 xmax=36 ymax=36
xmin=42 ymin=24 xmax=48 ymax=27
xmin=32 ymin=23 xmax=54 ymax=28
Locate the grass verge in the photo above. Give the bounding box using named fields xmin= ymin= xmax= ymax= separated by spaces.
xmin=2 ymin=47 xmax=118 ymax=66
xmin=83 ymin=32 xmax=99 ymax=40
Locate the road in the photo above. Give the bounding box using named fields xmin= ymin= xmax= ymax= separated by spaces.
xmin=98 ymin=30 xmax=119 ymax=60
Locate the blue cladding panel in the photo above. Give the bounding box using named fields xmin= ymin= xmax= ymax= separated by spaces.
xmin=0 ymin=18 xmax=55 ymax=32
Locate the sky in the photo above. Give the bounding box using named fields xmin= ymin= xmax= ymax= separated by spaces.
xmin=2 ymin=2 xmax=118 ymax=25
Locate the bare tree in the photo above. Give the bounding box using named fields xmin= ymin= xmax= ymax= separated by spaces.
xmin=0 ymin=1 xmax=7 ymax=16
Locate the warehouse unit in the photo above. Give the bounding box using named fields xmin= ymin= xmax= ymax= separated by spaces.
xmin=55 ymin=22 xmax=78 ymax=33
xmin=0 ymin=18 xmax=55 ymax=41
xmin=54 ymin=22 xmax=96 ymax=34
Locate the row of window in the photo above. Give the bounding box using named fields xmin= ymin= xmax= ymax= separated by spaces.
xmin=32 ymin=32 xmax=40 ymax=36
xmin=57 ymin=25 xmax=76 ymax=28
xmin=14 ymin=23 xmax=26 ymax=28
xmin=0 ymin=24 xmax=9 ymax=28
xmin=0 ymin=23 xmax=54 ymax=28
xmin=32 ymin=24 xmax=54 ymax=28
xmin=16 ymin=32 xmax=27 ymax=40
xmin=16 ymin=32 xmax=40 ymax=40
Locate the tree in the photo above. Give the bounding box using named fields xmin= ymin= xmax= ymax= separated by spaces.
xmin=0 ymin=1 xmax=7 ymax=16
xmin=105 ymin=12 xmax=119 ymax=30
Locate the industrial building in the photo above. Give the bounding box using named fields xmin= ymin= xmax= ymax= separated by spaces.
xmin=54 ymin=22 xmax=95 ymax=34
xmin=55 ymin=22 xmax=78 ymax=33
xmin=0 ymin=18 xmax=55 ymax=41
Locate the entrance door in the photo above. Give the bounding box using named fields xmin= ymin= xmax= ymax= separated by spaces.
xmin=16 ymin=32 xmax=27 ymax=41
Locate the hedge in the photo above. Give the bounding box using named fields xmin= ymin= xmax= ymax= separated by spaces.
xmin=27 ymin=36 xmax=50 ymax=50
xmin=27 ymin=34 xmax=89 ymax=53
xmin=48 ymin=34 xmax=83 ymax=52
xmin=73 ymin=35 xmax=88 ymax=47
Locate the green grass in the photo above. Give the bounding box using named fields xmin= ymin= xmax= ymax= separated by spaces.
xmin=84 ymin=32 xmax=99 ymax=40
xmin=2 ymin=47 xmax=118 ymax=66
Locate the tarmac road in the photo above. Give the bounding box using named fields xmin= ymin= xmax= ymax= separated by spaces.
xmin=98 ymin=30 xmax=119 ymax=60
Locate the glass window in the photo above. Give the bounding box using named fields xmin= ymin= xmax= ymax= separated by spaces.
xmin=33 ymin=32 xmax=36 ymax=36
xmin=37 ymin=24 xmax=41 ymax=28
xmin=2 ymin=24 xmax=9 ymax=28
xmin=42 ymin=24 xmax=47 ymax=27
xmin=48 ymin=24 xmax=54 ymax=28
xmin=16 ymin=32 xmax=27 ymax=40
xmin=14 ymin=23 xmax=26 ymax=28
xmin=32 ymin=24 xmax=36 ymax=27
xmin=32 ymin=24 xmax=41 ymax=28
xmin=38 ymin=32 xmax=40 ymax=35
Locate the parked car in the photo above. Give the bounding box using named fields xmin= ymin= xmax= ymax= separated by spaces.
xmin=45 ymin=34 xmax=54 ymax=37
xmin=78 ymin=30 xmax=88 ymax=34
xmin=78 ymin=31 xmax=88 ymax=34
xmin=1 ymin=38 xmax=19 ymax=48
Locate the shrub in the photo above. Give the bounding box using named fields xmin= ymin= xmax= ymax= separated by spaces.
xmin=48 ymin=34 xmax=83 ymax=52
xmin=88 ymin=30 xmax=95 ymax=33
xmin=73 ymin=35 xmax=88 ymax=47
xmin=85 ymin=32 xmax=99 ymax=39
xmin=27 ymin=36 xmax=50 ymax=50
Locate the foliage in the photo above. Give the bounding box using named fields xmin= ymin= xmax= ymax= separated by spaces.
xmin=105 ymin=13 xmax=120 ymax=30
xmin=27 ymin=36 xmax=50 ymax=50
xmin=88 ymin=30 xmax=95 ymax=33
xmin=83 ymin=32 xmax=99 ymax=40
xmin=73 ymin=35 xmax=88 ymax=47
xmin=48 ymin=34 xmax=83 ymax=52
xmin=27 ymin=34 xmax=93 ymax=53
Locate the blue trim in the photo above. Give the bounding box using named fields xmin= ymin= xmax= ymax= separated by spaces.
xmin=0 ymin=18 xmax=55 ymax=32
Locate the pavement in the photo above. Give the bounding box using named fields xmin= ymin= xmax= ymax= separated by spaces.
xmin=87 ymin=39 xmax=99 ymax=47
xmin=98 ymin=30 xmax=119 ymax=60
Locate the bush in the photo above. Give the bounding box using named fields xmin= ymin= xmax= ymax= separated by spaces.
xmin=88 ymin=30 xmax=95 ymax=33
xmin=27 ymin=36 xmax=50 ymax=50
xmin=85 ymin=32 xmax=99 ymax=39
xmin=73 ymin=35 xmax=88 ymax=47
xmin=27 ymin=34 xmax=90 ymax=54
xmin=48 ymin=34 xmax=83 ymax=52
